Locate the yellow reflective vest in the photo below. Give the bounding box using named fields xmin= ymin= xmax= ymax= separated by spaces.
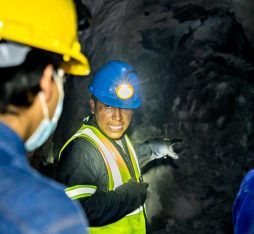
xmin=59 ymin=124 xmax=146 ymax=234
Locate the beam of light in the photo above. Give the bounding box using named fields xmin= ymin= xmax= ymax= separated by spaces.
xmin=115 ymin=83 xmax=134 ymax=100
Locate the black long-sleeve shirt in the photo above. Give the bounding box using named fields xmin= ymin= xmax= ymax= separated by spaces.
xmin=56 ymin=119 xmax=142 ymax=226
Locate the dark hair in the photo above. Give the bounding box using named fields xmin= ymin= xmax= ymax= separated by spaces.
xmin=0 ymin=48 xmax=62 ymax=114
xmin=90 ymin=95 xmax=97 ymax=102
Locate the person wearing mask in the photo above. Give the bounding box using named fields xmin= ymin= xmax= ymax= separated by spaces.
xmin=0 ymin=0 xmax=90 ymax=233
xmin=56 ymin=60 xmax=148 ymax=233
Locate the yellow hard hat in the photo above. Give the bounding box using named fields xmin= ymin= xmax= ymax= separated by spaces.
xmin=0 ymin=0 xmax=90 ymax=75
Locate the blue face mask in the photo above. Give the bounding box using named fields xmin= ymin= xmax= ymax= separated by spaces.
xmin=25 ymin=70 xmax=64 ymax=152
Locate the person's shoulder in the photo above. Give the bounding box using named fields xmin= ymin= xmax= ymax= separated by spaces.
xmin=62 ymin=119 xmax=95 ymax=149
xmin=239 ymin=169 xmax=254 ymax=195
xmin=71 ymin=136 xmax=95 ymax=147
xmin=0 ymin=167 xmax=88 ymax=233
xmin=242 ymin=169 xmax=254 ymax=183
xmin=4 ymin=165 xmax=69 ymax=204
xmin=60 ymin=136 xmax=98 ymax=160
xmin=25 ymin=171 xmax=88 ymax=218
xmin=58 ymin=134 xmax=103 ymax=176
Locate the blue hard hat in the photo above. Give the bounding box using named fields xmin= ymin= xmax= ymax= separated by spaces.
xmin=88 ymin=60 xmax=141 ymax=109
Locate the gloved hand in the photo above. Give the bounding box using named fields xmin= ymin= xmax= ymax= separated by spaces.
xmin=138 ymin=138 xmax=183 ymax=168
xmin=115 ymin=179 xmax=149 ymax=206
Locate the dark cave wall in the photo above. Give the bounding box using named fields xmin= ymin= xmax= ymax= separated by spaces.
xmin=34 ymin=1 xmax=254 ymax=233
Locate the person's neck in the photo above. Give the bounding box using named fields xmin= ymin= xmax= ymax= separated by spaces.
xmin=0 ymin=113 xmax=28 ymax=140
xmin=0 ymin=103 xmax=41 ymax=141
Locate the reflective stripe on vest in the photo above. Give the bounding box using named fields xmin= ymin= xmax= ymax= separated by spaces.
xmin=124 ymin=135 xmax=141 ymax=180
xmin=60 ymin=124 xmax=141 ymax=190
xmin=127 ymin=205 xmax=143 ymax=216
xmin=80 ymin=127 xmax=123 ymax=189
xmin=59 ymin=124 xmax=146 ymax=233
xmin=65 ymin=185 xmax=97 ymax=200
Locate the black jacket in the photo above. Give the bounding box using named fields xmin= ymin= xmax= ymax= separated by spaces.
xmin=56 ymin=117 xmax=144 ymax=226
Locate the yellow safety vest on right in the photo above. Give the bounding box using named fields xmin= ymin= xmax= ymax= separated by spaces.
xmin=59 ymin=124 xmax=146 ymax=234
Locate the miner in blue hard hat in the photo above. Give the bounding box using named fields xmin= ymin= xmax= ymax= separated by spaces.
xmin=56 ymin=60 xmax=148 ymax=233
xmin=88 ymin=60 xmax=141 ymax=109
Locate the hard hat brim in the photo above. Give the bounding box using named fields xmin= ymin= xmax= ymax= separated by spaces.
xmin=95 ymin=94 xmax=141 ymax=109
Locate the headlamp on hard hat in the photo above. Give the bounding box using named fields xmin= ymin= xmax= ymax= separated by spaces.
xmin=115 ymin=82 xmax=134 ymax=100
xmin=88 ymin=60 xmax=141 ymax=109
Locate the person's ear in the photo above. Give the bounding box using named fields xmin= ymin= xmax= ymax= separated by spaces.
xmin=89 ymin=98 xmax=95 ymax=114
xmin=39 ymin=64 xmax=54 ymax=102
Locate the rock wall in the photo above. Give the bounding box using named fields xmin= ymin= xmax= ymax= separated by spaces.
xmin=32 ymin=1 xmax=254 ymax=233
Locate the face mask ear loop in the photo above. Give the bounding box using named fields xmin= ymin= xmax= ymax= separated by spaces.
xmin=53 ymin=69 xmax=64 ymax=99
xmin=38 ymin=92 xmax=49 ymax=120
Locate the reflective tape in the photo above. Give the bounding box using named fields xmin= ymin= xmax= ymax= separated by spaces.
xmin=127 ymin=206 xmax=143 ymax=216
xmin=80 ymin=128 xmax=123 ymax=189
xmin=125 ymin=135 xmax=141 ymax=175
xmin=65 ymin=186 xmax=96 ymax=199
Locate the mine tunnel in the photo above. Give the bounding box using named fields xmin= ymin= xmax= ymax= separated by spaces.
xmin=28 ymin=0 xmax=254 ymax=233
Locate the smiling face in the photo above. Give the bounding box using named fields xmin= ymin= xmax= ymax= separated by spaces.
xmin=89 ymin=98 xmax=133 ymax=140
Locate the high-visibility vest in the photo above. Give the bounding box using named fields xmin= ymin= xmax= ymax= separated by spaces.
xmin=59 ymin=124 xmax=146 ymax=234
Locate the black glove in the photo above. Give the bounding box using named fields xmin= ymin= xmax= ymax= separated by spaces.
xmin=115 ymin=179 xmax=148 ymax=206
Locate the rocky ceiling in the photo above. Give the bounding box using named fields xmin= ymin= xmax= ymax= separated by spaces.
xmin=33 ymin=0 xmax=254 ymax=233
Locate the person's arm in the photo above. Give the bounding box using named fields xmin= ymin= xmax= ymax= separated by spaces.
xmin=56 ymin=139 xmax=147 ymax=226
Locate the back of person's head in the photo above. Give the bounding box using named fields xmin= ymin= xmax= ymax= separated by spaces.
xmin=0 ymin=0 xmax=90 ymax=113
xmin=0 ymin=46 xmax=62 ymax=113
